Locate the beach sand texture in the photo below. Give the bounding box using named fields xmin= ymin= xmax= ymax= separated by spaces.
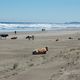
xmin=0 ymin=30 xmax=80 ymax=80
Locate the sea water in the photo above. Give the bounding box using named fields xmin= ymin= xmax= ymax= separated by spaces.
xmin=0 ymin=22 xmax=80 ymax=32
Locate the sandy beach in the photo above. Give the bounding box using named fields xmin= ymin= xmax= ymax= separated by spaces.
xmin=0 ymin=29 xmax=80 ymax=80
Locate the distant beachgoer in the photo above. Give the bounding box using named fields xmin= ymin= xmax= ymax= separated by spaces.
xmin=32 ymin=35 xmax=34 ymax=40
xmin=14 ymin=31 xmax=16 ymax=34
xmin=42 ymin=29 xmax=45 ymax=31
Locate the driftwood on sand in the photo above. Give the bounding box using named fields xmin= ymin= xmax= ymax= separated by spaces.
xmin=56 ymin=38 xmax=59 ymax=41
xmin=68 ymin=37 xmax=73 ymax=39
xmin=11 ymin=37 xmax=17 ymax=39
xmin=0 ymin=34 xmax=9 ymax=39
xmin=26 ymin=35 xmax=34 ymax=40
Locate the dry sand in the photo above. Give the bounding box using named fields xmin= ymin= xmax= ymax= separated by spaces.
xmin=0 ymin=29 xmax=80 ymax=80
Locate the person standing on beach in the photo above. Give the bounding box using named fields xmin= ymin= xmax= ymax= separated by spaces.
xmin=32 ymin=35 xmax=34 ymax=40
xmin=14 ymin=31 xmax=17 ymax=34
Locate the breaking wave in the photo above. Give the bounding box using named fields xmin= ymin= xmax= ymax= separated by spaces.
xmin=0 ymin=22 xmax=80 ymax=32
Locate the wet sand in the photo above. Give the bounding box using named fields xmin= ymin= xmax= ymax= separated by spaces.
xmin=0 ymin=29 xmax=80 ymax=80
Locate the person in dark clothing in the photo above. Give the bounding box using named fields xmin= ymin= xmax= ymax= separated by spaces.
xmin=14 ymin=31 xmax=16 ymax=34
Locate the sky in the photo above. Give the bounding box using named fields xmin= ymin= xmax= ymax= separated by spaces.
xmin=0 ymin=0 xmax=80 ymax=23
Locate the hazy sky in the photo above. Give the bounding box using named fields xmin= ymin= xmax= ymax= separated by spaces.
xmin=0 ymin=0 xmax=80 ymax=22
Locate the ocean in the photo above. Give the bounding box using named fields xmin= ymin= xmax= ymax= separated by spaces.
xmin=0 ymin=22 xmax=80 ymax=32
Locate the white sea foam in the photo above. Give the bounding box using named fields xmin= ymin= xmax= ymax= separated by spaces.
xmin=0 ymin=23 xmax=80 ymax=32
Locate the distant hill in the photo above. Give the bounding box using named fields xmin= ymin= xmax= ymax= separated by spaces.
xmin=0 ymin=22 xmax=52 ymax=24
xmin=0 ymin=21 xmax=80 ymax=24
xmin=65 ymin=22 xmax=80 ymax=24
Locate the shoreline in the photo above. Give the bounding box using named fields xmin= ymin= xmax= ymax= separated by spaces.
xmin=0 ymin=27 xmax=80 ymax=33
